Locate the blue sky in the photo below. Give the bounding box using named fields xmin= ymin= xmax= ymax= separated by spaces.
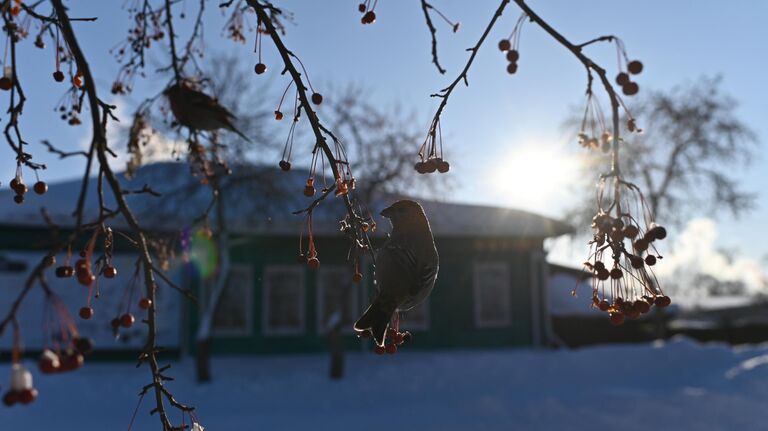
xmin=3 ymin=1 xmax=767 ymax=270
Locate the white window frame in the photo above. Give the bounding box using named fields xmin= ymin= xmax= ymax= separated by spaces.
xmin=211 ymin=264 xmax=254 ymax=337
xmin=473 ymin=261 xmax=512 ymax=328
xmin=400 ymin=299 xmax=430 ymax=331
xmin=262 ymin=265 xmax=305 ymax=336
xmin=316 ymin=266 xmax=359 ymax=335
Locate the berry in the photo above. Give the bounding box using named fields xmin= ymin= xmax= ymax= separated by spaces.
xmin=610 ymin=268 xmax=623 ymax=279
xmin=593 ymin=261 xmax=606 ymax=271
xmin=39 ymin=350 xmax=61 ymax=374
xmin=436 ymin=159 xmax=450 ymax=173
xmin=598 ymin=300 xmax=610 ymax=311
xmin=13 ymin=194 xmax=23 ymax=204
xmin=3 ymin=391 xmax=18 ymax=406
xmin=74 ymin=337 xmax=94 ymax=355
xmin=33 ymin=181 xmax=47 ymax=195
xmin=59 ymin=352 xmax=84 ymax=371
xmin=0 ymin=77 xmax=12 ymax=91
xmin=498 ymin=39 xmax=511 ymax=51
xmin=424 ymin=158 xmax=438 ymax=173
xmin=303 ymin=185 xmax=315 ymax=197
xmin=648 ymin=224 xmax=667 ymax=240
xmin=120 ymin=313 xmax=135 ymax=328
xmin=609 ymin=229 xmax=624 ymax=243
xmin=362 ymin=11 xmax=376 ymax=24
xmin=18 ymin=388 xmax=37 ymax=405
xmin=655 ymin=296 xmax=671 ymax=307
xmin=622 ymin=82 xmax=639 ymax=96
xmin=111 ymin=318 xmax=121 ymax=329
xmin=311 ymin=93 xmax=323 ymax=105
xmin=623 ymin=225 xmax=639 ymax=239
xmin=506 ymin=50 xmax=520 ymax=62
xmin=627 ymin=60 xmax=643 ymax=75
xmin=55 ymin=265 xmax=73 ymax=278
xmin=352 ymin=272 xmax=363 ymax=283
xmin=385 ymin=343 xmax=397 ymax=354
xmin=635 ymin=300 xmax=651 ymax=314
xmin=645 ymin=255 xmax=657 ymax=266
xmin=374 ymin=345 xmax=386 ymax=354
xmin=633 ymin=239 xmax=649 ymax=252
xmin=307 ymin=257 xmax=320 ymax=269
xmin=615 ymin=72 xmax=630 ymax=86
xmin=138 ymin=297 xmax=152 ymax=310
xmin=609 ymin=312 xmax=625 ymax=326
xmin=279 ymin=160 xmax=291 ymax=171
xmin=414 ymin=161 xmax=428 ymax=174
xmin=629 ymin=255 xmax=644 ymax=269
xmin=358 ymin=3 xmax=366 ymax=12
xmin=103 ymin=266 xmax=117 ymax=278
xmin=506 ymin=62 xmax=518 ymax=74
xmin=254 ymin=63 xmax=267 ymax=74
xmin=79 ymin=306 xmax=94 ymax=320
xmin=53 ymin=70 xmax=65 ymax=82
xmin=274 ymin=110 xmax=284 ymax=121
xmin=296 ymin=253 xmax=307 ymax=264
xmin=44 ymin=255 xmax=56 ymax=267
xmin=596 ymin=268 xmax=610 ymax=281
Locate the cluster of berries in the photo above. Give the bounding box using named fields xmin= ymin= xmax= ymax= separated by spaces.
xmin=498 ymin=41 xmax=520 ymax=74
xmin=585 ymin=207 xmax=669 ymax=325
xmin=38 ymin=337 xmax=91 ymax=375
xmin=363 ymin=328 xmax=412 ymax=355
xmin=3 ymin=364 xmax=37 ymax=407
xmin=414 ymin=157 xmax=449 ymax=174
xmin=616 ymin=60 xmax=643 ymax=96
xmin=9 ymin=176 xmax=47 ymax=204
xmin=358 ymin=2 xmax=377 ymax=24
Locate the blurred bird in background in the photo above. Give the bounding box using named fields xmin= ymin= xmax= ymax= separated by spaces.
xmin=164 ymin=81 xmax=251 ymax=142
xmin=354 ymin=200 xmax=439 ymax=347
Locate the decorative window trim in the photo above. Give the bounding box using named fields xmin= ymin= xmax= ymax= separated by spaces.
xmin=473 ymin=261 xmax=512 ymax=328
xmin=316 ymin=266 xmax=358 ymax=335
xmin=211 ymin=263 xmax=254 ymax=337
xmin=262 ymin=265 xmax=305 ymax=336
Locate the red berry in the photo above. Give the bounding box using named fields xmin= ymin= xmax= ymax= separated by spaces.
xmin=38 ymin=351 xmax=61 ymax=374
xmin=254 ymin=63 xmax=267 ymax=74
xmin=307 ymin=257 xmax=320 ymax=269
xmin=610 ymin=268 xmax=623 ymax=279
xmin=655 ymin=296 xmax=671 ymax=307
xmin=311 ymin=93 xmax=323 ymax=105
xmin=138 ymin=297 xmax=152 ymax=310
xmin=627 ymin=60 xmax=643 ymax=75
xmin=506 ymin=62 xmax=518 ymax=74
xmin=597 ymin=268 xmax=610 ymax=281
xmin=303 ymin=185 xmax=316 ymax=197
xmin=498 ymin=39 xmax=511 ymax=51
xmin=59 ymin=352 xmax=84 ymax=372
xmin=103 ymin=266 xmax=117 ymax=278
xmin=279 ymin=160 xmax=291 ymax=171
xmin=634 ymin=239 xmax=649 ymax=252
xmin=629 ymin=255 xmax=644 ymax=269
xmin=609 ymin=312 xmax=625 ymax=326
xmin=506 ymin=50 xmax=519 ymax=62
xmin=0 ymin=77 xmax=12 ymax=91
xmin=615 ymin=72 xmax=630 ymax=86
xmin=79 ymin=306 xmax=94 ymax=320
xmin=13 ymin=194 xmax=23 ymax=204
xmin=358 ymin=3 xmax=366 ymax=12
xmin=74 ymin=337 xmax=94 ymax=355
xmin=645 ymin=255 xmax=657 ymax=266
xmin=18 ymin=388 xmax=38 ymax=405
xmin=436 ymin=159 xmax=450 ymax=173
xmin=648 ymin=225 xmax=667 ymax=240
xmin=598 ymin=300 xmax=610 ymax=311
xmin=3 ymin=390 xmax=18 ymax=406
xmin=120 ymin=313 xmax=135 ymax=328
xmin=362 ymin=11 xmax=376 ymax=24
xmin=623 ymin=225 xmax=639 ymax=239
xmin=414 ymin=161 xmax=428 ymax=174
xmin=385 ymin=343 xmax=397 ymax=354
xmin=374 ymin=345 xmax=386 ymax=355
xmin=635 ymin=300 xmax=651 ymax=314
xmin=622 ymin=82 xmax=639 ymax=96
xmin=424 ymin=158 xmax=438 ymax=173
xmin=274 ymin=110 xmax=284 ymax=121
xmin=352 ymin=272 xmax=363 ymax=283
xmin=53 ymin=70 xmax=65 ymax=82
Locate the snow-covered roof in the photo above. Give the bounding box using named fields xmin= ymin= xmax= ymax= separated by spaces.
xmin=0 ymin=162 xmax=573 ymax=238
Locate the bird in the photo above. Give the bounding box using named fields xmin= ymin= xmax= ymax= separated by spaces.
xmin=354 ymin=199 xmax=439 ymax=347
xmin=164 ymin=81 xmax=251 ymax=142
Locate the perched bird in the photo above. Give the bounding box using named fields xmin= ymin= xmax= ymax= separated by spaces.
xmin=164 ymin=82 xmax=251 ymax=142
xmin=354 ymin=200 xmax=439 ymax=347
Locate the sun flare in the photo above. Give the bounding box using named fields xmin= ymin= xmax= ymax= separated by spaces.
xmin=489 ymin=145 xmax=580 ymax=212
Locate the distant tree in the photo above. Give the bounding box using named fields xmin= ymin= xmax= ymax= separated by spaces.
xmin=567 ymin=76 xmax=757 ymax=229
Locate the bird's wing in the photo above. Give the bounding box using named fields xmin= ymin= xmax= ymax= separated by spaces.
xmin=376 ymin=243 xmax=420 ymax=301
xmin=183 ymin=88 xmax=237 ymax=120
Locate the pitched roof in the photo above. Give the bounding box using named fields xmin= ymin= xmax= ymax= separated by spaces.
xmin=0 ymin=162 xmax=573 ymax=238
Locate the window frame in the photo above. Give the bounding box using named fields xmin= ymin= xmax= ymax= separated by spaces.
xmin=211 ymin=263 xmax=255 ymax=338
xmin=473 ymin=261 xmax=512 ymax=328
xmin=315 ymin=265 xmax=359 ymax=335
xmin=261 ymin=264 xmax=306 ymax=336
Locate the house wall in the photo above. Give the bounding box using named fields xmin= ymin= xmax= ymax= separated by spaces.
xmin=193 ymin=235 xmax=542 ymax=354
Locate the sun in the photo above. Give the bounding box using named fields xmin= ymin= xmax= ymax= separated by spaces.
xmin=488 ymin=144 xmax=580 ymax=213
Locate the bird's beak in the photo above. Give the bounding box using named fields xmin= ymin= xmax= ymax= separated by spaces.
xmin=380 ymin=206 xmax=393 ymax=219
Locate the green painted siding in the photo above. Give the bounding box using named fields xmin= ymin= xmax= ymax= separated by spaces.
xmin=193 ymin=235 xmax=541 ymax=355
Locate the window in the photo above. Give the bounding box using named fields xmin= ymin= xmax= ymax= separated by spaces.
xmin=212 ymin=264 xmax=254 ymax=337
xmin=400 ymin=299 xmax=430 ymax=331
xmin=262 ymin=265 xmax=305 ymax=336
xmin=473 ymin=262 xmax=511 ymax=327
xmin=316 ymin=266 xmax=358 ymax=334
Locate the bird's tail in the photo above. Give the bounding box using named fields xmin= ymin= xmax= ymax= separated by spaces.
xmin=354 ymin=302 xmax=394 ymax=347
xmin=224 ymin=121 xmax=252 ymax=143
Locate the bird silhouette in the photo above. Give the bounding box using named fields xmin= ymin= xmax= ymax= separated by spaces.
xmin=164 ymin=81 xmax=251 ymax=142
xmin=354 ymin=200 xmax=439 ymax=347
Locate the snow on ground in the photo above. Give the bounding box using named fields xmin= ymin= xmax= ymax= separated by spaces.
xmin=4 ymin=337 xmax=768 ymax=430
